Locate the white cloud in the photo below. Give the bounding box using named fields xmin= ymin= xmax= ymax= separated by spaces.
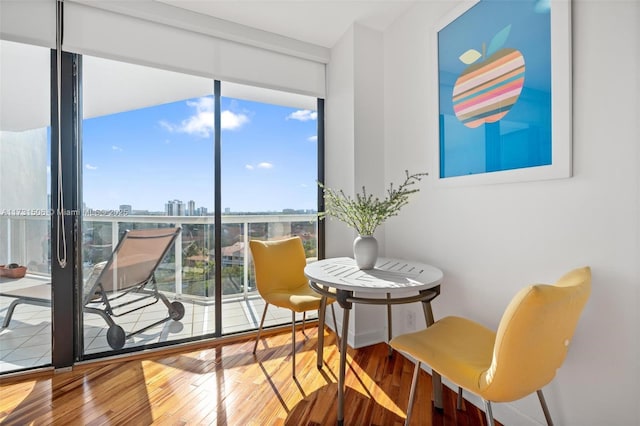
xmin=159 ymin=97 xmax=249 ymax=138
xmin=221 ymin=110 xmax=249 ymax=130
xmin=159 ymin=121 xmax=173 ymax=132
xmin=85 ymin=164 xmax=98 ymax=170
xmin=112 ymin=145 xmax=123 ymax=151
xmin=180 ymin=98 xmax=215 ymax=137
xmin=247 ymin=162 xmax=274 ymax=170
xmin=307 ymin=135 xmax=318 ymax=142
xmin=287 ymin=110 xmax=317 ymax=121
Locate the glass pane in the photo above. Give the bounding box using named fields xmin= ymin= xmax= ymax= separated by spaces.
xmin=0 ymin=40 xmax=52 ymax=373
xmin=221 ymin=84 xmax=319 ymax=334
xmin=81 ymin=56 xmax=215 ymax=354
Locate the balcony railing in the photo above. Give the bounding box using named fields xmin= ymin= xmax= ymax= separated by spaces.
xmin=0 ymin=213 xmax=318 ymax=302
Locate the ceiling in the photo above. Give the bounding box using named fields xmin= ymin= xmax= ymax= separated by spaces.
xmin=155 ymin=0 xmax=418 ymax=48
xmin=1 ymin=1 xmax=421 ymax=131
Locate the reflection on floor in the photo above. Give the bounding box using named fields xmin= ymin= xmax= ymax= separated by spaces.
xmin=1 ymin=277 xmax=317 ymax=374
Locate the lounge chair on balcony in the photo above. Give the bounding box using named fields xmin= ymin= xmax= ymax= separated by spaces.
xmin=0 ymin=227 xmax=185 ymax=350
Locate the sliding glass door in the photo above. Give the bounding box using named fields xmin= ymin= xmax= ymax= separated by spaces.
xmin=0 ymin=49 xmax=322 ymax=368
xmin=80 ymin=56 xmax=215 ymax=355
xmin=0 ymin=40 xmax=52 ymax=373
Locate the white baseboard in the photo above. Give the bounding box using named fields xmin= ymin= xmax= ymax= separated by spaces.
xmin=324 ymin=316 xmax=388 ymax=349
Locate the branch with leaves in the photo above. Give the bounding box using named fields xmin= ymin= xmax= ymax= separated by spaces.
xmin=318 ymin=171 xmax=428 ymax=236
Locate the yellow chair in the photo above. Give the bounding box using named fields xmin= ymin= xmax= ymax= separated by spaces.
xmin=390 ymin=266 xmax=591 ymax=426
xmin=250 ymin=237 xmax=337 ymax=377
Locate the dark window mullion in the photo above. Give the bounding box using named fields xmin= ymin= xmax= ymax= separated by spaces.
xmin=50 ymin=50 xmax=80 ymax=369
xmin=317 ymin=98 xmax=325 ymax=260
xmin=214 ymin=80 xmax=222 ymax=337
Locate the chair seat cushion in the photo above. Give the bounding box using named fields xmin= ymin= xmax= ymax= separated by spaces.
xmin=390 ymin=316 xmax=496 ymax=394
xmin=264 ymin=283 xmax=334 ymax=312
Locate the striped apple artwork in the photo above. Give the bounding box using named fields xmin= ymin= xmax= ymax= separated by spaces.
xmin=452 ymin=24 xmax=525 ymax=128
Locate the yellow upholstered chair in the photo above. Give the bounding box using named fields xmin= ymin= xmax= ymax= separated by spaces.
xmin=250 ymin=236 xmax=337 ymax=377
xmin=390 ymin=266 xmax=591 ymax=426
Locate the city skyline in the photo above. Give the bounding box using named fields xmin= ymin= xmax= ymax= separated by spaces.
xmin=82 ymin=198 xmax=317 ymax=216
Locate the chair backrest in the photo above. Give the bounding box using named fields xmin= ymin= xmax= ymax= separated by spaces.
xmin=480 ymin=266 xmax=592 ymax=402
xmin=84 ymin=227 xmax=181 ymax=304
xmin=249 ymin=237 xmax=308 ymax=296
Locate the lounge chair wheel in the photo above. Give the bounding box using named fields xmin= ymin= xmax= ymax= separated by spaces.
xmin=170 ymin=301 xmax=185 ymax=321
xmin=107 ymin=325 xmax=126 ymax=349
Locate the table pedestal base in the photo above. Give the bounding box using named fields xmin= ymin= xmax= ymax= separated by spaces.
xmin=311 ymin=283 xmax=443 ymax=424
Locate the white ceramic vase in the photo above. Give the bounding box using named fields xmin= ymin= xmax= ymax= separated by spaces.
xmin=353 ymin=235 xmax=378 ymax=270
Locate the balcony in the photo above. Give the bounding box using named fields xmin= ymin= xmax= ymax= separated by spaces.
xmin=0 ymin=213 xmax=319 ymax=374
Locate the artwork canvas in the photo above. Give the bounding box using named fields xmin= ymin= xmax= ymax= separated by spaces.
xmin=435 ymin=0 xmax=571 ymax=184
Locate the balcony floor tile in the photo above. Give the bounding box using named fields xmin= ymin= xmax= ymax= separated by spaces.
xmin=1 ymin=295 xmax=318 ymax=374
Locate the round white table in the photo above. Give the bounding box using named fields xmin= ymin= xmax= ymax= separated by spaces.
xmin=305 ymin=257 xmax=444 ymax=425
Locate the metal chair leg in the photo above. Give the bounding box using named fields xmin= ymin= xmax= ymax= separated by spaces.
xmin=291 ymin=310 xmax=296 ymax=377
xmin=330 ymin=303 xmax=340 ymax=351
xmin=457 ymin=387 xmax=464 ymax=410
xmin=302 ymin=311 xmax=307 ymax=338
xmin=483 ymin=400 xmax=495 ymax=426
xmin=537 ymin=389 xmax=554 ymax=426
xmin=404 ymin=361 xmax=421 ymax=426
xmin=253 ymin=302 xmax=269 ymax=354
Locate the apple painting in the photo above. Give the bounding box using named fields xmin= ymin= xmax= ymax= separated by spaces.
xmin=452 ymin=25 xmax=526 ymax=128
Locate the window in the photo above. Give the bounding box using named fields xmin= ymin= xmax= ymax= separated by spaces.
xmin=81 ymin=56 xmax=214 ymax=354
xmin=0 ymin=49 xmax=322 ymax=368
xmin=0 ymin=40 xmax=52 ymax=373
xmin=221 ymin=84 xmax=319 ymax=333
xmin=79 ymin=58 xmax=322 ymax=354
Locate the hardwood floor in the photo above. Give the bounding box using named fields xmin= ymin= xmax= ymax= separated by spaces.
xmin=0 ymin=325 xmax=496 ymax=425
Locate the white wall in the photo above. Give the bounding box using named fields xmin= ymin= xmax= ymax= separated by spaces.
xmin=325 ymin=26 xmax=356 ymax=259
xmin=326 ymin=24 xmax=393 ymax=348
xmin=326 ymin=0 xmax=638 ymax=424
xmin=378 ymin=0 xmax=639 ymax=425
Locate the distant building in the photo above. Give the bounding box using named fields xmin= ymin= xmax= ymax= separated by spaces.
xmin=197 ymin=207 xmax=208 ymax=216
xmin=187 ymin=200 xmax=196 ymax=216
xmin=165 ymin=199 xmax=185 ymax=216
xmin=119 ymin=204 xmax=132 ymax=215
xmin=221 ymin=241 xmax=244 ymax=266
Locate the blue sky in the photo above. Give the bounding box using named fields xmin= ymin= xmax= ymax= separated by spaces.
xmin=82 ymin=96 xmax=318 ymax=213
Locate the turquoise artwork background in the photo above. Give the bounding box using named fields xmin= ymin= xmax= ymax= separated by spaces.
xmin=438 ymin=0 xmax=552 ymax=178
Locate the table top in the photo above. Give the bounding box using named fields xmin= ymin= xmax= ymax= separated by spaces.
xmin=304 ymin=257 xmax=443 ymax=294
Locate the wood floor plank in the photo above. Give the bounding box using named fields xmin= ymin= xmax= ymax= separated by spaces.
xmin=0 ymin=325 xmax=499 ymax=425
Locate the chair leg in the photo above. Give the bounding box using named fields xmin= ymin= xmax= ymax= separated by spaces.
xmin=253 ymin=302 xmax=269 ymax=354
xmin=457 ymin=387 xmax=464 ymax=410
xmin=2 ymin=299 xmax=25 ymax=328
xmin=483 ymin=400 xmax=495 ymax=426
xmin=291 ymin=311 xmax=296 ymax=377
xmin=302 ymin=311 xmax=307 ymax=338
xmin=537 ymin=389 xmax=554 ymax=426
xmin=330 ymin=303 xmax=340 ymax=351
xmin=405 ymin=361 xmax=421 ymax=426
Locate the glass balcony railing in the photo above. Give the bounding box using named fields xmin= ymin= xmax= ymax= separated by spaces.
xmin=1 ymin=213 xmax=318 ymax=302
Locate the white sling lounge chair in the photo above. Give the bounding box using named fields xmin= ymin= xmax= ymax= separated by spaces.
xmin=1 ymin=227 xmax=185 ymax=350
